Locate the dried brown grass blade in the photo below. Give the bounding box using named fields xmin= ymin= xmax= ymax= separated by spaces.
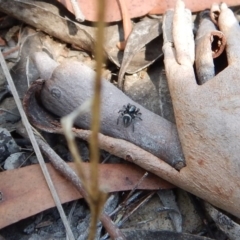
xmin=0 ymin=162 xmax=173 ymax=229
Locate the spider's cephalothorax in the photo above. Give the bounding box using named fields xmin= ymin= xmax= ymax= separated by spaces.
xmin=117 ymin=103 xmax=142 ymax=132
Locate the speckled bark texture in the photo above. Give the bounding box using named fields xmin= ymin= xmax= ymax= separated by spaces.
xmin=31 ymin=52 xmax=185 ymax=169
xmin=162 ymin=1 xmax=240 ymax=217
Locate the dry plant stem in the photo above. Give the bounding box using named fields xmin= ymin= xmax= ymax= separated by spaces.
xmin=70 ymin=0 xmax=85 ymax=22
xmin=117 ymin=192 xmax=155 ymax=227
xmin=195 ymin=11 xmax=226 ymax=84
xmin=125 ymin=172 xmax=148 ymax=200
xmin=2 ymin=46 xmax=20 ymax=58
xmin=61 ymin=100 xmax=92 ymax=193
xmin=76 ymin=130 xmax=182 ymax=186
xmin=86 ymin=0 xmax=108 ymax=239
xmin=40 ymin=136 xmax=126 ymax=240
xmin=116 ymin=0 xmax=132 ymax=50
xmin=23 ymin=79 xmax=182 ymax=186
xmin=33 ymin=52 xmax=184 ymax=169
xmin=22 ymin=80 xmax=182 ymax=187
xmin=61 ymin=100 xmax=108 ymax=240
xmin=0 ymin=52 xmax=75 ymax=240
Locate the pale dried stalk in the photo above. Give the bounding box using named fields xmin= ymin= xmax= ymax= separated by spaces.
xmin=61 ymin=99 xmax=92 ymax=191
xmin=0 ymin=52 xmax=75 ymax=239
xmin=87 ymin=0 xmax=108 ymax=238
xmin=61 ymin=0 xmax=110 ymax=239
xmin=70 ymin=0 xmax=85 ymax=22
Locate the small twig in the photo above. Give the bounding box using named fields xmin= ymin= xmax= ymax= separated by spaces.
xmin=108 ymin=191 xmax=143 ymax=219
xmin=0 ymin=51 xmax=75 ymax=240
xmin=116 ymin=0 xmax=132 ymax=50
xmin=86 ymin=0 xmax=109 ymax=238
xmin=61 ymin=99 xmax=92 ymax=192
xmin=124 ymin=172 xmax=149 ymax=203
xmin=70 ymin=0 xmax=85 ymax=22
xmin=0 ymin=107 xmax=20 ymax=117
xmin=118 ymin=192 xmax=155 ymax=226
xmin=18 ymin=151 xmax=34 ymax=168
xmin=2 ymin=46 xmax=20 ymax=58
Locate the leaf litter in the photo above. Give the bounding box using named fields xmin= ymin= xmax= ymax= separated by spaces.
xmin=0 ymin=1 xmax=239 ymax=240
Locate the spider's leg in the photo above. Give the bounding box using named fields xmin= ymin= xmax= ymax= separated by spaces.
xmin=132 ymin=121 xmax=135 ymax=132
xmin=117 ymin=114 xmax=123 ymax=125
xmin=135 ymin=116 xmax=142 ymax=121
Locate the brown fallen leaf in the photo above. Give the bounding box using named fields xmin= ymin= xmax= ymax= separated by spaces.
xmin=0 ymin=162 xmax=173 ymax=229
xmin=117 ymin=17 xmax=163 ymax=89
xmin=57 ymin=0 xmax=240 ymax=22
xmin=0 ymin=1 xmax=159 ymax=74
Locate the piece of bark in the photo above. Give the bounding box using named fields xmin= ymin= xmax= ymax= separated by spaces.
xmin=195 ymin=11 xmax=226 ymax=84
xmin=23 ymin=67 xmax=240 ymax=220
xmin=29 ymin=52 xmax=185 ymax=169
xmin=162 ymin=0 xmax=240 ymax=218
xmin=0 ymin=162 xmax=172 ymax=229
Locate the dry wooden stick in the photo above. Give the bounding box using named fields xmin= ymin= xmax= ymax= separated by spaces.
xmin=70 ymin=0 xmax=85 ymax=22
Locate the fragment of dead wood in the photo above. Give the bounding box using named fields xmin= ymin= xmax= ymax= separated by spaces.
xmin=22 ymin=1 xmax=240 ymax=220
xmin=26 ymin=61 xmax=240 ymax=222
xmin=0 ymin=161 xmax=172 ymax=229
xmin=162 ymin=0 xmax=240 ymax=218
xmin=195 ymin=11 xmax=226 ymax=84
xmin=22 ymin=80 xmax=182 ymax=186
xmin=2 ymin=46 xmax=20 ymax=58
xmin=17 ymin=123 xmax=173 ymax=239
xmin=29 ymin=52 xmax=185 ymax=169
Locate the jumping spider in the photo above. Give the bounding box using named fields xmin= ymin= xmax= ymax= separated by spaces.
xmin=117 ymin=103 xmax=142 ymax=132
